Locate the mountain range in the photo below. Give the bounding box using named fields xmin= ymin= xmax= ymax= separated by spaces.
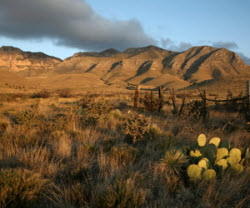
xmin=0 ymin=45 xmax=249 ymax=90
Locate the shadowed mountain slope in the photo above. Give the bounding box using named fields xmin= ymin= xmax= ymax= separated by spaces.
xmin=0 ymin=45 xmax=249 ymax=90
xmin=56 ymin=45 xmax=249 ymax=89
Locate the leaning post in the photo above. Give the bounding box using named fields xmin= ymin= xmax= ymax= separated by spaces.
xmin=246 ymin=81 xmax=249 ymax=122
xmin=134 ymin=85 xmax=140 ymax=110
xmin=158 ymin=86 xmax=163 ymax=112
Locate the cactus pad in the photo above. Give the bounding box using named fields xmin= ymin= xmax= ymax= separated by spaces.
xmin=190 ymin=149 xmax=202 ymax=158
xmin=227 ymin=156 xmax=239 ymax=166
xmin=215 ymin=159 xmax=228 ymax=170
xmin=201 ymin=144 xmax=217 ymax=163
xmin=209 ymin=137 xmax=221 ymax=147
xmin=220 ymin=140 xmax=230 ymax=149
xmin=230 ymin=164 xmax=244 ymax=175
xmin=202 ymin=169 xmax=216 ymax=181
xmin=187 ymin=164 xmax=202 ymax=180
xmin=197 ymin=134 xmax=206 ymax=147
xmin=198 ymin=158 xmax=210 ymax=170
xmin=216 ymin=148 xmax=229 ymax=161
xmin=229 ymin=148 xmax=241 ymax=163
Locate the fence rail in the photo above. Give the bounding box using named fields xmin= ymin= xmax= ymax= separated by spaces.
xmin=205 ymin=96 xmax=247 ymax=103
xmin=133 ymin=80 xmax=250 ymax=123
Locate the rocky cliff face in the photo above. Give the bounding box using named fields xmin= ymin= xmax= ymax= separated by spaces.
xmin=0 ymin=46 xmax=62 ymax=73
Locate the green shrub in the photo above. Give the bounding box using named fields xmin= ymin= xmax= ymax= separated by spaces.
xmin=0 ymin=169 xmax=50 ymax=208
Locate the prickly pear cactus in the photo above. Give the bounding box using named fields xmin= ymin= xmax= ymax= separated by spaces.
xmin=198 ymin=158 xmax=210 ymax=170
xmin=220 ymin=140 xmax=230 ymax=149
xmin=229 ymin=148 xmax=241 ymax=163
xmin=190 ymin=149 xmax=202 ymax=158
xmin=227 ymin=156 xmax=239 ymax=166
xmin=187 ymin=134 xmax=247 ymax=181
xmin=201 ymin=144 xmax=217 ymax=164
xmin=187 ymin=164 xmax=202 ymax=180
xmin=202 ymin=169 xmax=216 ymax=181
xmin=215 ymin=159 xmax=228 ymax=170
xmin=216 ymin=148 xmax=229 ymax=161
xmin=230 ymin=164 xmax=244 ymax=175
xmin=209 ymin=137 xmax=220 ymax=147
xmin=197 ymin=134 xmax=206 ymax=147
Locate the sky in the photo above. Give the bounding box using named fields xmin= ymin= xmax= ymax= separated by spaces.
xmin=0 ymin=0 xmax=249 ymax=64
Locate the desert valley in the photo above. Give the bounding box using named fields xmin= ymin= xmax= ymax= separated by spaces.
xmin=0 ymin=44 xmax=249 ymax=207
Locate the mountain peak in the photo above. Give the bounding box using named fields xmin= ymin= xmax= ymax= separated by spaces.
xmin=0 ymin=46 xmax=23 ymax=53
xmin=99 ymin=48 xmax=120 ymax=57
xmin=0 ymin=46 xmax=61 ymax=73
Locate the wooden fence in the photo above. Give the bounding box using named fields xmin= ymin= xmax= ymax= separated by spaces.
xmin=133 ymin=81 xmax=250 ymax=123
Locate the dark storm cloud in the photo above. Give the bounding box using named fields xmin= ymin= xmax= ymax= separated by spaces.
xmin=211 ymin=41 xmax=239 ymax=50
xmin=161 ymin=38 xmax=192 ymax=52
xmin=161 ymin=39 xmax=240 ymax=52
xmin=237 ymin=52 xmax=250 ymax=66
xmin=0 ymin=0 xmax=155 ymax=51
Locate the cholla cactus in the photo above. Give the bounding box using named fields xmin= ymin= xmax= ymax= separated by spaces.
xmin=216 ymin=148 xmax=229 ymax=161
xmin=202 ymin=169 xmax=216 ymax=181
xmin=197 ymin=134 xmax=206 ymax=147
xmin=187 ymin=164 xmax=202 ymax=180
xmin=209 ymin=137 xmax=221 ymax=147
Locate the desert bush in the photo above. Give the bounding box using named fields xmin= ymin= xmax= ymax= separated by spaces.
xmin=31 ymin=90 xmax=51 ymax=98
xmin=109 ymin=144 xmax=139 ymax=166
xmin=83 ymin=99 xmax=114 ymax=126
xmin=13 ymin=109 xmax=45 ymax=129
xmin=95 ymin=175 xmax=147 ymax=208
xmin=57 ymin=88 xmax=72 ymax=98
xmin=0 ymin=168 xmax=51 ymax=208
xmin=124 ymin=113 xmax=150 ymax=144
xmin=0 ymin=93 xmax=27 ymax=102
xmin=0 ymin=122 xmax=8 ymax=134
xmin=52 ymin=183 xmax=88 ymax=208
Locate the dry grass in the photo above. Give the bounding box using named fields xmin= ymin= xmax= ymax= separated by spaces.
xmin=0 ymin=89 xmax=249 ymax=208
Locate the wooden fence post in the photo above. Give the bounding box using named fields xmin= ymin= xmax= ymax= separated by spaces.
xmin=199 ymin=90 xmax=207 ymax=122
xmin=134 ymin=85 xmax=140 ymax=110
xmin=150 ymin=91 xmax=154 ymax=111
xmin=158 ymin=87 xmax=163 ymax=112
xmin=179 ymin=97 xmax=186 ymax=115
xmin=169 ymin=88 xmax=176 ymax=110
xmin=246 ymin=81 xmax=249 ymax=122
